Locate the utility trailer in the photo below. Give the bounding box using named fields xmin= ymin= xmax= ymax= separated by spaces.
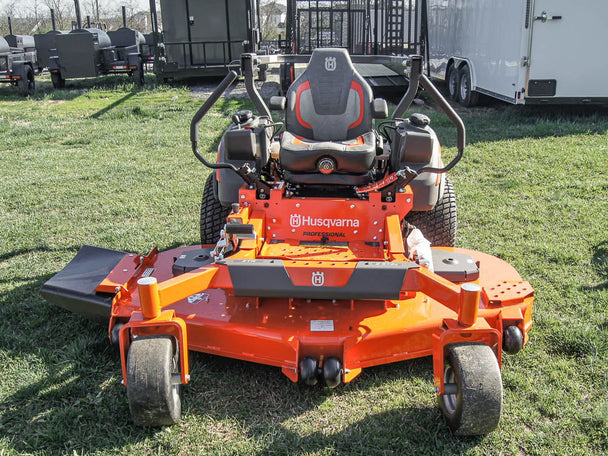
xmin=0 ymin=35 xmax=36 ymax=96
xmin=48 ymin=0 xmax=145 ymax=88
xmin=281 ymin=0 xmax=427 ymax=95
xmin=49 ymin=27 xmax=145 ymax=88
xmin=150 ymin=0 xmax=261 ymax=79
xmin=427 ymin=0 xmax=608 ymax=106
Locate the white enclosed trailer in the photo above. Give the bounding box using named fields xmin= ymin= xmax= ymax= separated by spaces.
xmin=426 ymin=0 xmax=608 ymax=106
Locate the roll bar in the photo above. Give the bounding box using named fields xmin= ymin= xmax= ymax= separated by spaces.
xmin=190 ymin=52 xmax=466 ymax=177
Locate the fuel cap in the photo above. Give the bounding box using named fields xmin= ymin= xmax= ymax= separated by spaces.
xmin=409 ymin=113 xmax=430 ymax=127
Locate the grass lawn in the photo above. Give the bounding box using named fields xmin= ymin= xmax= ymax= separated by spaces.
xmin=0 ymin=74 xmax=607 ymax=455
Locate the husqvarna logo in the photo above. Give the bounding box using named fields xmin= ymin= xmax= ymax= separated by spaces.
xmin=290 ymin=214 xmax=302 ymax=228
xmin=289 ymin=213 xmax=360 ymax=228
xmin=324 ymin=57 xmax=337 ymax=72
xmin=312 ymin=271 xmax=325 ymax=287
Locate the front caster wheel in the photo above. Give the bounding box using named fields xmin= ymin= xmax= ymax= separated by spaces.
xmin=126 ymin=336 xmax=182 ymax=426
xmin=439 ymin=343 xmax=503 ymax=435
xmin=322 ymin=357 xmax=342 ymax=388
xmin=299 ymin=356 xmax=319 ymax=386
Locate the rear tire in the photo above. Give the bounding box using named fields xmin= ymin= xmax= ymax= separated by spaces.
xmin=18 ymin=67 xmax=35 ymax=96
xmin=458 ymin=65 xmax=479 ymax=107
xmin=404 ymin=177 xmax=457 ymax=247
xmin=200 ymin=173 xmax=231 ymax=245
xmin=126 ymin=336 xmax=182 ymax=426
xmin=446 ymin=65 xmax=459 ymax=100
xmin=439 ymin=343 xmax=503 ymax=435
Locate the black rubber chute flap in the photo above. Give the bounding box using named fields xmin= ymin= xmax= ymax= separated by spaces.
xmin=41 ymin=245 xmax=127 ymax=322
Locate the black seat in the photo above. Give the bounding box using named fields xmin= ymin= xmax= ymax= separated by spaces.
xmin=280 ymin=48 xmax=385 ymax=185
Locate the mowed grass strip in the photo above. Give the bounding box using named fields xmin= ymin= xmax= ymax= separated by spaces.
xmin=0 ymin=77 xmax=607 ymax=455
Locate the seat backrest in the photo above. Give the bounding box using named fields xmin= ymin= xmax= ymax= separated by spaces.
xmin=285 ymin=48 xmax=374 ymax=141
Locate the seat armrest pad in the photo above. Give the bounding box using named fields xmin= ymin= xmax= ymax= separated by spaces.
xmin=372 ymin=98 xmax=388 ymax=119
xmin=269 ymin=96 xmax=286 ymax=111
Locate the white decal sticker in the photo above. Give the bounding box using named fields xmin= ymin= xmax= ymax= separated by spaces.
xmin=311 ymin=320 xmax=335 ymax=332
xmin=324 ymin=56 xmax=337 ymax=72
xmin=188 ymin=292 xmax=209 ymax=304
xmin=311 ymin=271 xmax=325 ymax=287
xmin=290 ymin=214 xmax=302 ymax=227
xmin=141 ymin=268 xmax=155 ymax=278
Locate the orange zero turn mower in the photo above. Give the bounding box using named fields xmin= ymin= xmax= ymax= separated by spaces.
xmin=42 ymin=50 xmax=533 ymax=435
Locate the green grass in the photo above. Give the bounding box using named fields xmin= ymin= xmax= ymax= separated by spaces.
xmin=1 ymin=75 xmax=607 ymax=455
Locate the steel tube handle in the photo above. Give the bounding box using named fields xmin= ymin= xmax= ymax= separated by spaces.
xmin=190 ymin=70 xmax=238 ymax=146
xmin=417 ymin=73 xmax=466 ymax=174
xmin=190 ymin=70 xmax=239 ymax=171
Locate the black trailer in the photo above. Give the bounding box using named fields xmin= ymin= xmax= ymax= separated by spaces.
xmin=285 ymin=0 xmax=426 ymax=56
xmin=0 ymin=35 xmax=36 ymax=96
xmin=141 ymin=32 xmax=159 ymax=67
xmin=47 ymin=1 xmax=145 ymax=88
xmin=150 ymin=0 xmax=262 ymax=79
xmin=49 ymin=27 xmax=145 ymax=87
xmin=280 ymin=0 xmax=428 ymax=95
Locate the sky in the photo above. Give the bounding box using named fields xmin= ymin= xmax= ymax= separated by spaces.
xmin=0 ymin=0 xmax=152 ymax=17
xmin=0 ymin=0 xmax=287 ymax=19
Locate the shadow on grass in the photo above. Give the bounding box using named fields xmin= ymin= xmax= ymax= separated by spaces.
xmin=89 ymin=91 xmax=137 ymax=119
xmin=182 ymin=354 xmax=483 ymax=455
xmin=587 ymin=240 xmax=608 ymax=291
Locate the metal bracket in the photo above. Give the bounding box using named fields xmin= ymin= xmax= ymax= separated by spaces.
xmin=534 ymin=11 xmax=562 ymax=23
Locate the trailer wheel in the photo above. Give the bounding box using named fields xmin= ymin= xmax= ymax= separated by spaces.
xmin=51 ymin=72 xmax=65 ymax=89
xmin=446 ymin=65 xmax=459 ymax=100
xmin=18 ymin=67 xmax=35 ymax=97
xmin=439 ymin=343 xmax=503 ymax=435
xmin=404 ymin=177 xmax=457 ymax=247
xmin=200 ymin=173 xmax=231 ymax=245
xmin=126 ymin=336 xmax=182 ymax=426
xmin=458 ymin=65 xmax=479 ymax=107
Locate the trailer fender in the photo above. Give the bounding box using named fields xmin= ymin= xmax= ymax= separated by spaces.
xmin=127 ymin=52 xmax=140 ymax=69
xmin=11 ymin=61 xmax=26 ymax=78
xmin=450 ymin=58 xmax=476 ymax=90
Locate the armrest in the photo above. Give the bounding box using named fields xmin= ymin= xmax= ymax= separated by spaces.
xmin=372 ymin=98 xmax=388 ymax=119
xmin=269 ymin=96 xmax=286 ymax=111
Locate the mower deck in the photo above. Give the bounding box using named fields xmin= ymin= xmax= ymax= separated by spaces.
xmin=42 ymin=238 xmax=533 ymax=387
